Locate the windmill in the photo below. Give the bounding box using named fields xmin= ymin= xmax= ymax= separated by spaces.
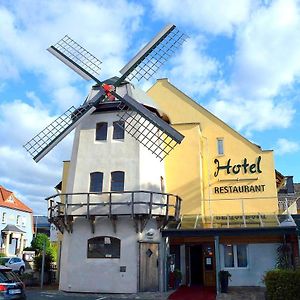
xmin=23 ymin=24 xmax=188 ymax=162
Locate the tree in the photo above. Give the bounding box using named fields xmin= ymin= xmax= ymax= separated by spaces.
xmin=31 ymin=233 xmax=51 ymax=254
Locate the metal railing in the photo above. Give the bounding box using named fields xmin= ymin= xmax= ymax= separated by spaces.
xmin=46 ymin=190 xmax=181 ymax=221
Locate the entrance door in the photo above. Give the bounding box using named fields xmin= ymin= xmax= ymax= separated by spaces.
xmin=139 ymin=243 xmax=159 ymax=292
xmin=188 ymin=244 xmax=216 ymax=287
xmin=202 ymin=244 xmax=216 ymax=287
xmin=190 ymin=245 xmax=203 ymax=285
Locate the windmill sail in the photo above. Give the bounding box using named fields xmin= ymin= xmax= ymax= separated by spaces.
xmin=112 ymin=91 xmax=184 ymax=160
xmin=48 ymin=35 xmax=102 ymax=83
xmin=119 ymin=24 xmax=188 ymax=82
xmin=23 ymin=90 xmax=105 ymax=162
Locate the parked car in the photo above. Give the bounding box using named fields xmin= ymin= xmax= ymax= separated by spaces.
xmin=0 ymin=259 xmax=25 ymax=275
xmin=0 ymin=265 xmax=26 ymax=299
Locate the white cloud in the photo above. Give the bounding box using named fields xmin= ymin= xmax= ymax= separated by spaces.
xmin=232 ymin=0 xmax=300 ymax=99
xmin=275 ymin=138 xmax=300 ymax=155
xmin=167 ymin=37 xmax=219 ymax=96
xmin=151 ymin=0 xmax=256 ymax=35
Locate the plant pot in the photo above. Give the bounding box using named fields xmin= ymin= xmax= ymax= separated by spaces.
xmin=220 ymin=276 xmax=229 ymax=293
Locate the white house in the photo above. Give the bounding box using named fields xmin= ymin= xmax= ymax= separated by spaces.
xmin=0 ymin=185 xmax=33 ymax=256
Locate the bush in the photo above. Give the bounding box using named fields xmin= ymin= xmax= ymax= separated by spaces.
xmin=0 ymin=253 xmax=6 ymax=258
xmin=264 ymin=269 xmax=300 ymax=300
xmin=33 ymin=253 xmax=54 ymax=272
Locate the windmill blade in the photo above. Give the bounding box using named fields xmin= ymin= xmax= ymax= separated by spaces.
xmin=48 ymin=35 xmax=102 ymax=83
xmin=111 ymin=91 xmax=184 ymax=160
xmin=23 ymin=90 xmax=105 ymax=162
xmin=119 ymin=24 xmax=188 ymax=82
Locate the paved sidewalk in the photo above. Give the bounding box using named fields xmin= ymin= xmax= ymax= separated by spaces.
xmin=26 ymin=286 xmax=173 ymax=300
xmin=217 ymin=287 xmax=265 ymax=300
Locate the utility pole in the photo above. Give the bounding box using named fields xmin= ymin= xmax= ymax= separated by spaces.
xmin=40 ymin=239 xmax=46 ymax=289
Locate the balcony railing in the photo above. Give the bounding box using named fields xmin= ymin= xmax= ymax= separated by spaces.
xmin=46 ymin=190 xmax=182 ymax=233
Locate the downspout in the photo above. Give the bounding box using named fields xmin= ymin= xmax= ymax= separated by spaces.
xmin=202 ymin=136 xmax=212 ymax=217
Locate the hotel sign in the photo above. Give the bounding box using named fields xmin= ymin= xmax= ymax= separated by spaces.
xmin=213 ymin=156 xmax=265 ymax=194
xmin=214 ymin=156 xmax=262 ymax=177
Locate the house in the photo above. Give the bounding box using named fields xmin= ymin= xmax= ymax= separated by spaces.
xmin=0 ymin=185 xmax=33 ymax=256
xmin=148 ymin=79 xmax=298 ymax=291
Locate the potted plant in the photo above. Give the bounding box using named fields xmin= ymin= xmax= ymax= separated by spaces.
xmin=174 ymin=269 xmax=182 ymax=288
xmin=219 ymin=270 xmax=231 ymax=293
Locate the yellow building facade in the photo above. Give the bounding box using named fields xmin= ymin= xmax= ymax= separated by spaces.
xmin=148 ymin=78 xmax=278 ymax=218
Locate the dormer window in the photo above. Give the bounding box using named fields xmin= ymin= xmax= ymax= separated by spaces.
xmin=7 ymin=195 xmax=14 ymax=203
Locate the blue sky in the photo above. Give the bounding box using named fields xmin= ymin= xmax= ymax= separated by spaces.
xmin=0 ymin=0 xmax=299 ymax=214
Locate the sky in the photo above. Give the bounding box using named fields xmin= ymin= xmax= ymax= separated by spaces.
xmin=0 ymin=0 xmax=299 ymax=215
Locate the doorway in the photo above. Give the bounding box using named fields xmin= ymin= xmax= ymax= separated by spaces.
xmin=187 ymin=244 xmax=215 ymax=287
xmin=139 ymin=242 xmax=159 ymax=292
xmin=190 ymin=245 xmax=203 ymax=285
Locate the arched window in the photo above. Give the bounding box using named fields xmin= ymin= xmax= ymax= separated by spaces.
xmin=89 ymin=172 xmax=104 ymax=192
xmin=113 ymin=121 xmax=125 ymax=140
xmin=95 ymin=122 xmax=108 ymax=141
xmin=87 ymin=236 xmax=120 ymax=258
xmin=111 ymin=171 xmax=125 ymax=192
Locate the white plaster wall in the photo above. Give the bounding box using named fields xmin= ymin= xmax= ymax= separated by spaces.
xmin=220 ymin=243 xmax=279 ymax=286
xmin=0 ymin=208 xmax=33 ymax=248
xmin=59 ymin=217 xmax=139 ymax=293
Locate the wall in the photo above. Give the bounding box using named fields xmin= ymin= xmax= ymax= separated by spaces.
xmin=219 ymin=243 xmax=279 ymax=286
xmin=148 ymin=79 xmax=278 ymax=216
xmin=0 ymin=207 xmax=33 ymax=248
xmin=59 ymin=218 xmax=162 ymax=293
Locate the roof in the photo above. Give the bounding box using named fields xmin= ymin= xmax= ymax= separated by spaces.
xmin=33 ymin=216 xmax=50 ymax=227
xmin=1 ymin=225 xmax=26 ymax=233
xmin=0 ymin=186 xmax=32 ymax=213
xmin=162 ymin=214 xmax=297 ymax=237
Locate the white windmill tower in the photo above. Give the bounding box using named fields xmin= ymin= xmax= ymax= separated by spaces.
xmin=24 ymin=25 xmax=187 ymax=293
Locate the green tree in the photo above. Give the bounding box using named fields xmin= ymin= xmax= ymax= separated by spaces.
xmin=31 ymin=233 xmax=51 ymax=254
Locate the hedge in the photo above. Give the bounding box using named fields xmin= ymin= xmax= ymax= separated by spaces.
xmin=264 ymin=269 xmax=300 ymax=300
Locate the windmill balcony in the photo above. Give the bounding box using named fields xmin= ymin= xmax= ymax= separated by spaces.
xmin=46 ymin=191 xmax=181 ymax=233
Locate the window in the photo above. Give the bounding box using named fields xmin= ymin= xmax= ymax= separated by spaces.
xmin=95 ymin=122 xmax=108 ymax=141
xmin=223 ymin=244 xmax=248 ymax=268
xmin=111 ymin=171 xmax=125 ymax=192
xmin=16 ymin=215 xmax=20 ymax=226
xmin=87 ymin=236 xmax=120 ymax=258
xmin=89 ymin=172 xmax=104 ymax=193
xmin=113 ymin=121 xmax=125 ymax=140
xmin=2 ymin=213 xmax=6 ymax=224
xmin=217 ymin=138 xmax=224 ymax=155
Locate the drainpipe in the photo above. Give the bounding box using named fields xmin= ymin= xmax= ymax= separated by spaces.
xmin=214 ymin=236 xmax=220 ymax=295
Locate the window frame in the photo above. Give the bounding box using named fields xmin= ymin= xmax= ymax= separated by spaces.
xmin=89 ymin=172 xmax=104 ymax=193
xmin=110 ymin=171 xmax=125 ymax=192
xmin=217 ymin=138 xmax=224 ymax=156
xmin=2 ymin=213 xmax=6 ymax=224
xmin=223 ymin=244 xmax=249 ymax=269
xmin=112 ymin=121 xmax=125 ymax=140
xmin=87 ymin=236 xmax=121 ymax=259
xmin=95 ymin=122 xmax=108 ymax=141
